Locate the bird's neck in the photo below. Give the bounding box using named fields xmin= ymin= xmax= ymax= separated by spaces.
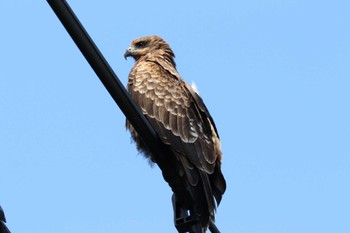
xmin=141 ymin=52 xmax=176 ymax=69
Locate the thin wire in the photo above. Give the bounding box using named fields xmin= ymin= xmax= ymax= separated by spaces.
xmin=46 ymin=1 xmax=221 ymax=232
xmin=0 ymin=206 xmax=11 ymax=233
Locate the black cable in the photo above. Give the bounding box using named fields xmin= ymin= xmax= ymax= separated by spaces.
xmin=0 ymin=206 xmax=11 ymax=233
xmin=46 ymin=1 xmax=220 ymax=232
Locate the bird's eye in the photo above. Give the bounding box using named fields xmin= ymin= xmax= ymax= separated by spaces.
xmin=135 ymin=41 xmax=147 ymax=48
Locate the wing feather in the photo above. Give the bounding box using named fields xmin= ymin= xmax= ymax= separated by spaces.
xmin=127 ymin=56 xmax=225 ymax=217
xmin=129 ymin=60 xmax=220 ymax=172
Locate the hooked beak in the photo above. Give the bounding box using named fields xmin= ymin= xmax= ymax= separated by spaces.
xmin=124 ymin=47 xmax=133 ymax=60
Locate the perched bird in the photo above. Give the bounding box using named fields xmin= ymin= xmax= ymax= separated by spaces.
xmin=124 ymin=35 xmax=226 ymax=229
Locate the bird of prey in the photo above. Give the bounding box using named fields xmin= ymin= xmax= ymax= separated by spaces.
xmin=124 ymin=35 xmax=226 ymax=229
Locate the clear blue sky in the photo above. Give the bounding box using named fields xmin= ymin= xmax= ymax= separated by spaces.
xmin=1 ymin=1 xmax=349 ymax=232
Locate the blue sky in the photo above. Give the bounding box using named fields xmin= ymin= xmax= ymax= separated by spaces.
xmin=1 ymin=1 xmax=349 ymax=232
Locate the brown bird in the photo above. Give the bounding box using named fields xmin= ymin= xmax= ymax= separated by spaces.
xmin=124 ymin=35 xmax=226 ymax=229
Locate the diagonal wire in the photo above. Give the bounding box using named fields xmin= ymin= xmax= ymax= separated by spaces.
xmin=46 ymin=1 xmax=220 ymax=232
xmin=0 ymin=206 xmax=11 ymax=233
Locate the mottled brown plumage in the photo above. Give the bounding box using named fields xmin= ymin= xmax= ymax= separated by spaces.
xmin=124 ymin=35 xmax=226 ymax=228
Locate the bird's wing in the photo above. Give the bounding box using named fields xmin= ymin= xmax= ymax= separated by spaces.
xmin=127 ymin=60 xmax=220 ymax=184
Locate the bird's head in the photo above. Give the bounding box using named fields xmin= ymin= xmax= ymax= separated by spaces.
xmin=124 ymin=35 xmax=175 ymax=63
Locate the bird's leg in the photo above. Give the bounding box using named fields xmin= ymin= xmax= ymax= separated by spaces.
xmin=172 ymin=194 xmax=204 ymax=233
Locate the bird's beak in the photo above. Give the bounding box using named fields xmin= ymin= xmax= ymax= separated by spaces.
xmin=124 ymin=47 xmax=133 ymax=60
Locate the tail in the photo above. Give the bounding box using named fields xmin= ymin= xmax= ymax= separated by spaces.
xmin=191 ymin=164 xmax=226 ymax=228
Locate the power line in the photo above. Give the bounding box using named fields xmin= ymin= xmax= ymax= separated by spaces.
xmin=0 ymin=206 xmax=10 ymax=233
xmin=46 ymin=1 xmax=220 ymax=232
